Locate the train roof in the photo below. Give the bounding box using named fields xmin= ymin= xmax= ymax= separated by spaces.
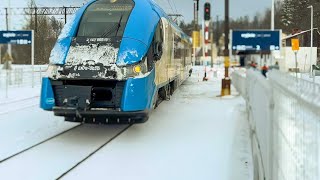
xmin=50 ymin=0 xmax=191 ymax=65
xmin=148 ymin=0 xmax=191 ymax=42
xmin=123 ymin=0 xmax=190 ymax=44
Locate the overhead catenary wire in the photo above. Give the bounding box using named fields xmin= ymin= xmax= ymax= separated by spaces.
xmin=170 ymin=0 xmax=178 ymax=14
xmin=155 ymin=0 xmax=174 ymax=15
xmin=166 ymin=0 xmax=175 ymax=14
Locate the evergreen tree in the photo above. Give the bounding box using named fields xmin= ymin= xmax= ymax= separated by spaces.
xmin=281 ymin=0 xmax=295 ymax=31
xmin=281 ymin=0 xmax=320 ymax=33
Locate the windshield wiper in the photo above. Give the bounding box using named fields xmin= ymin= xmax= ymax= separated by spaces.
xmin=101 ymin=23 xmax=118 ymax=38
xmin=115 ymin=13 xmax=124 ymax=37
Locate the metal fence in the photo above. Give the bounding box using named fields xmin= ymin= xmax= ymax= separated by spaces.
xmin=231 ymin=69 xmax=320 ymax=180
xmin=0 ymin=65 xmax=47 ymax=98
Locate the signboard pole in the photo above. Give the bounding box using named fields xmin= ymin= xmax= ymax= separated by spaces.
xmin=0 ymin=44 xmax=2 ymax=64
xmin=31 ymin=30 xmax=35 ymax=88
xmin=308 ymin=5 xmax=313 ymax=77
xmin=229 ymin=30 xmax=232 ymax=66
xmin=211 ymin=31 xmax=214 ymax=68
xmin=6 ymin=70 xmax=9 ymax=98
xmin=291 ymin=39 xmax=300 ymax=79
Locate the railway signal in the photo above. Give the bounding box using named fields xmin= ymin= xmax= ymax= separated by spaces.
xmin=203 ymin=3 xmax=211 ymax=57
xmin=204 ymin=3 xmax=211 ymax=21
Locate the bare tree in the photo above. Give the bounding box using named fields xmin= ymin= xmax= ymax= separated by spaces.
xmin=13 ymin=0 xmax=64 ymax=64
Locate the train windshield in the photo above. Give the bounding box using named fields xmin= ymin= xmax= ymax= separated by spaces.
xmin=77 ymin=0 xmax=134 ymax=38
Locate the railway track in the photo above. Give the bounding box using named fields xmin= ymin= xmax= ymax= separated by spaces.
xmin=0 ymin=96 xmax=40 ymax=115
xmin=0 ymin=96 xmax=39 ymax=106
xmin=0 ymin=124 xmax=83 ymax=163
xmin=57 ymin=124 xmax=132 ymax=179
xmin=0 ymin=123 xmax=132 ymax=179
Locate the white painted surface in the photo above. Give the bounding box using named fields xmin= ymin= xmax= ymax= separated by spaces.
xmin=281 ymin=47 xmax=317 ymax=72
xmin=0 ymin=66 xmax=252 ymax=180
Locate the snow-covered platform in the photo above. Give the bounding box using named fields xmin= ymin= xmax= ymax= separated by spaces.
xmin=0 ymin=67 xmax=252 ymax=180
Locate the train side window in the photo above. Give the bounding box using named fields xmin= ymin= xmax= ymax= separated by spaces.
xmin=174 ymin=35 xmax=182 ymax=59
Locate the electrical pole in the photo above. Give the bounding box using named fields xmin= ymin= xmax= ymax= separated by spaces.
xmin=308 ymin=5 xmax=313 ymax=77
xmin=271 ymin=0 xmax=274 ymax=30
xmin=5 ymin=8 xmax=9 ymax=31
xmin=195 ymin=0 xmax=199 ymax=31
xmin=271 ymin=0 xmax=275 ymax=67
xmin=0 ymin=45 xmax=2 ymax=64
xmin=211 ymin=23 xmax=214 ymax=68
xmin=6 ymin=0 xmax=12 ymax=58
xmin=35 ymin=7 xmax=38 ymax=32
xmin=193 ymin=0 xmax=200 ymax=65
xmin=221 ymin=0 xmax=231 ymax=96
xmin=64 ymin=7 xmax=67 ymax=24
xmin=216 ymin=16 xmax=219 ymax=48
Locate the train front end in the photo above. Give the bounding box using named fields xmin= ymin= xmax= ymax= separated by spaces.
xmin=40 ymin=0 xmax=158 ymax=124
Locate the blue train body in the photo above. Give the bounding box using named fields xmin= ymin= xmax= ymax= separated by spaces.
xmin=40 ymin=0 xmax=192 ymax=124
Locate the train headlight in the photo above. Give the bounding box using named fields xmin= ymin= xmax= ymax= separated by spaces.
xmin=125 ymin=60 xmax=147 ymax=78
xmin=133 ymin=65 xmax=142 ymax=74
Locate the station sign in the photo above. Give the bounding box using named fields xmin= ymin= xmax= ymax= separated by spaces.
xmin=0 ymin=31 xmax=32 ymax=45
xmin=291 ymin=39 xmax=300 ymax=51
xmin=192 ymin=31 xmax=200 ymax=48
xmin=232 ymin=30 xmax=281 ymax=52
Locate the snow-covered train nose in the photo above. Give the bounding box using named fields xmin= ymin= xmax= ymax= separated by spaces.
xmin=117 ymin=38 xmax=148 ymax=66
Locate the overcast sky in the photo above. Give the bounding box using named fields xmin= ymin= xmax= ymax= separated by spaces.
xmin=156 ymin=0 xmax=272 ymax=23
xmin=0 ymin=0 xmax=272 ymax=29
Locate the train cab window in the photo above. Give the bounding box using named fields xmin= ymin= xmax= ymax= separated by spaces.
xmin=77 ymin=0 xmax=134 ymax=37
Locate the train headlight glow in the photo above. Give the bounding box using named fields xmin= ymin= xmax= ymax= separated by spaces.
xmin=124 ymin=59 xmax=148 ymax=78
xmin=133 ymin=65 xmax=142 ymax=73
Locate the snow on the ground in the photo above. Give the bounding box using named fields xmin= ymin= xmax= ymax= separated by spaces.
xmin=0 ymin=107 xmax=77 ymax=162
xmin=62 ymin=66 xmax=252 ymax=180
xmin=229 ymin=105 xmax=253 ymax=180
xmin=0 ymin=65 xmax=252 ymax=180
xmin=0 ymin=124 xmax=127 ymax=180
xmin=0 ymin=86 xmax=40 ymax=105
xmin=0 ymin=65 xmax=46 ymax=101
xmin=300 ymin=72 xmax=320 ymax=84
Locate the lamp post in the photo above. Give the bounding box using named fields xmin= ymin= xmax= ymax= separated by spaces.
xmin=221 ymin=0 xmax=231 ymax=96
xmin=7 ymin=0 xmax=12 ymax=57
xmin=308 ymin=5 xmax=313 ymax=77
xmin=271 ymin=0 xmax=274 ymax=30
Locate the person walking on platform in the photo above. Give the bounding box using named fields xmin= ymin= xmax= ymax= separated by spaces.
xmin=273 ymin=61 xmax=280 ymax=70
xmin=270 ymin=61 xmax=279 ymax=70
xmin=249 ymin=61 xmax=257 ymax=69
xmin=261 ymin=64 xmax=269 ymax=77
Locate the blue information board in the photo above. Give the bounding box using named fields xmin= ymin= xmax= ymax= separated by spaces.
xmin=0 ymin=31 xmax=32 ymax=45
xmin=232 ymin=30 xmax=281 ymax=52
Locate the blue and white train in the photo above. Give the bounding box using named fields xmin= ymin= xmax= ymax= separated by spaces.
xmin=40 ymin=0 xmax=192 ymax=124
